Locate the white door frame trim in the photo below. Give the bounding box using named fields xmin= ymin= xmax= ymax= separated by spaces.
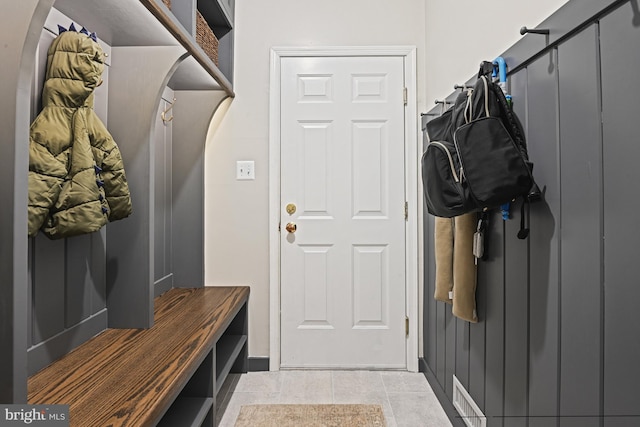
xmin=268 ymin=46 xmax=419 ymax=372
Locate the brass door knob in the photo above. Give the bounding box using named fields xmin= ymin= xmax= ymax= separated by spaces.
xmin=285 ymin=222 xmax=297 ymax=233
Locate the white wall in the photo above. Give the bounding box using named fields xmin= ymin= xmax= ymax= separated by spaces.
xmin=204 ymin=0 xmax=427 ymax=358
xmin=205 ymin=0 xmax=569 ymax=359
xmin=425 ymin=0 xmax=569 ymax=105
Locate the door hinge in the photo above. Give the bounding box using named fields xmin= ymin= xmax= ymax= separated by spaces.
xmin=278 ymin=221 xmax=281 ymax=232
xmin=403 ymin=87 xmax=408 ymax=106
xmin=405 ymin=316 xmax=409 ymax=337
xmin=404 ymin=201 xmax=408 ymax=220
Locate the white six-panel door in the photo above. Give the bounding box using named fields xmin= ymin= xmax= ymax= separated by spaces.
xmin=279 ymin=55 xmax=407 ymax=369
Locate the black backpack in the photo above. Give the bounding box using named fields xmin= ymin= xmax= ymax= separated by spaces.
xmin=422 ymin=62 xmax=541 ymax=236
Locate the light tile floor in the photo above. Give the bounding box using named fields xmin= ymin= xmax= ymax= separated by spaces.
xmin=216 ymin=370 xmax=452 ymax=427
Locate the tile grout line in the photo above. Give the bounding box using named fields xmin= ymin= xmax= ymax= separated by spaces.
xmin=330 ymin=371 xmax=335 ymax=403
xmin=380 ymin=372 xmax=398 ymax=426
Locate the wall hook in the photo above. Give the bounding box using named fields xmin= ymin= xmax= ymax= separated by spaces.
xmin=454 ymin=84 xmax=473 ymax=91
xmin=161 ymin=98 xmax=176 ymax=124
xmin=520 ymin=26 xmax=550 ymax=36
xmin=434 ymin=100 xmax=451 ymax=115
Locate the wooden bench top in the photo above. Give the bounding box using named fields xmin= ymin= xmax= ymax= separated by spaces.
xmin=28 ymin=286 xmax=250 ymax=427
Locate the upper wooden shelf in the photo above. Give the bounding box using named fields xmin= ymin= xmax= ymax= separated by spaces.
xmin=51 ymin=0 xmax=234 ymax=95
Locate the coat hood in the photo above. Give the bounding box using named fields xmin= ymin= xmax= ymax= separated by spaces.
xmin=42 ymin=30 xmax=106 ymax=109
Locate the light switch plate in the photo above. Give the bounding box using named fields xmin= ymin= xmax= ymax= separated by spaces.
xmin=236 ymin=160 xmax=255 ymax=180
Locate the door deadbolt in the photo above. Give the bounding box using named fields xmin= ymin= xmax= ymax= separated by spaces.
xmin=286 ymin=203 xmax=297 ymax=215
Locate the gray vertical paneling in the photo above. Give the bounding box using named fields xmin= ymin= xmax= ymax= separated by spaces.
xmin=503 ymin=197 xmax=529 ymax=427
xmin=436 ymin=298 xmax=447 ymax=386
xmin=90 ymin=41 xmax=108 ymax=316
xmin=422 ymin=113 xmax=440 ymax=374
xmin=482 ymin=212 xmax=505 ymax=427
xmin=167 ymin=95 xmax=174 ymax=283
xmin=171 ymin=90 xmax=225 ymax=287
xmin=422 ymin=112 xmax=451 ymax=390
xmin=468 ymin=281 xmax=486 ymax=413
xmin=64 ymin=232 xmax=106 ymax=326
xmin=526 ymin=49 xmax=560 ymax=427
xmin=154 ymin=100 xmax=164 ymax=283
xmin=425 ymin=211 xmax=437 ymax=370
xmin=31 ymin=236 xmax=66 ymax=344
xmin=27 ymin=240 xmax=34 ymax=347
xmin=91 ymin=230 xmax=107 ymax=313
xmin=422 ymin=2 xmax=640 ymax=427
xmin=600 ymin=4 xmax=640 ymax=426
xmin=165 ymin=113 xmax=173 ymax=281
xmin=557 ymin=24 xmax=602 ymax=427
xmin=455 ymin=319 xmax=470 ymax=390
xmin=154 ymin=93 xmax=174 ymax=296
xmin=501 ymin=70 xmax=530 ymax=427
xmin=444 ymin=309 xmax=456 ymax=400
xmin=469 ymin=205 xmax=487 ymax=411
xmin=65 ymin=235 xmax=93 ymax=327
xmin=154 ymin=97 xmax=169 ymax=283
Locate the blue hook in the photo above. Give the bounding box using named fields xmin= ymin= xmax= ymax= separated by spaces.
xmin=493 ymin=56 xmax=509 ymax=95
xmin=493 ymin=57 xmax=507 ymax=83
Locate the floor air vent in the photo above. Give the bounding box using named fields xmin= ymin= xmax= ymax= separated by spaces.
xmin=453 ymin=376 xmax=487 ymax=427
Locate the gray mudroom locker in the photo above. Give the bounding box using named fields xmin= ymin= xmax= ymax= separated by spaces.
xmin=1 ymin=0 xmax=234 ymax=403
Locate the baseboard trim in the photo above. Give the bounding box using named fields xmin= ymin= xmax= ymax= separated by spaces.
xmin=248 ymin=357 xmax=270 ymax=372
xmin=419 ymin=357 xmax=467 ymax=427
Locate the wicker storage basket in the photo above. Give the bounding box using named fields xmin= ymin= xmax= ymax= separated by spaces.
xmin=196 ymin=11 xmax=219 ymax=66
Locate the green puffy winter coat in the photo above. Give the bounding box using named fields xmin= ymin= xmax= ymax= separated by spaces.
xmin=28 ymin=29 xmax=132 ymax=239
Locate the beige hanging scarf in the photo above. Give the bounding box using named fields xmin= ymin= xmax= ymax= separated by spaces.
xmin=434 ymin=213 xmax=478 ymax=323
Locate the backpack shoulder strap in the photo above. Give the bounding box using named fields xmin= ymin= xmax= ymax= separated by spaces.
xmin=488 ymin=81 xmax=529 ymax=157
